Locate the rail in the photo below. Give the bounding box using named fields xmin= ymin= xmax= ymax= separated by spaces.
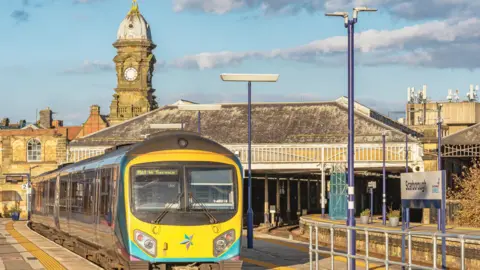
xmin=304 ymin=219 xmax=480 ymax=270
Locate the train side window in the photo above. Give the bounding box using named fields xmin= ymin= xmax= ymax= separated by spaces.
xmin=71 ymin=173 xmax=84 ymax=213
xmin=84 ymin=170 xmax=95 ymax=216
xmin=59 ymin=176 xmax=68 ymax=216
xmin=42 ymin=181 xmax=48 ymax=214
xmin=48 ymin=178 xmax=56 ymax=215
xmin=99 ymin=168 xmax=111 ymax=216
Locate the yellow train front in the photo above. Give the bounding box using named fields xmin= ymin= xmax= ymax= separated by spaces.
xmin=30 ymin=131 xmax=243 ymax=270
xmin=118 ymin=131 xmax=243 ymax=269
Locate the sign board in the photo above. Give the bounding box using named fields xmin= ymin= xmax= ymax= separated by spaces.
xmin=21 ymin=184 xmax=28 ymax=190
xmin=269 ymin=205 xmax=276 ymax=213
xmin=368 ymin=181 xmax=377 ymax=189
xmin=401 ymin=171 xmax=445 ymax=209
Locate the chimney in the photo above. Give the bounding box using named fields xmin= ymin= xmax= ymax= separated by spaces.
xmin=52 ymin=120 xmax=63 ymax=128
xmin=90 ymin=105 xmax=100 ymax=115
xmin=1 ymin=118 xmax=9 ymax=127
xmin=39 ymin=107 xmax=53 ymax=129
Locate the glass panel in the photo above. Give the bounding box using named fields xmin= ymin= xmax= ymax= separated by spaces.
xmin=187 ymin=168 xmax=234 ymax=210
xmin=132 ymin=168 xmax=180 ymax=212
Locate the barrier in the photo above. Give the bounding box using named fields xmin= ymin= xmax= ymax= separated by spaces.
xmin=304 ymin=219 xmax=480 ymax=270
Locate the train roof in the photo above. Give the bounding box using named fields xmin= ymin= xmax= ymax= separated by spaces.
xmin=35 ymin=131 xmax=238 ymax=179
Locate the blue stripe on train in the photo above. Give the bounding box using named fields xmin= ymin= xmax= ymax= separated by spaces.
xmin=129 ymin=239 xmax=241 ymax=263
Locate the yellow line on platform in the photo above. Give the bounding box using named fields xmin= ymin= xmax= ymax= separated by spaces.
xmin=242 ymin=257 xmax=296 ymax=270
xmin=6 ymin=222 xmax=66 ymax=270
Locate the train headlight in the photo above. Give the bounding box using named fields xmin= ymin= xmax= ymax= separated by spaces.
xmin=134 ymin=230 xmax=157 ymax=257
xmin=178 ymin=138 xmax=188 ymax=148
xmin=213 ymin=229 xmax=235 ymax=257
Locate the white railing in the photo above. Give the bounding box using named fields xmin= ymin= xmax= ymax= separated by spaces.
xmin=224 ymin=143 xmax=422 ymax=164
xmin=67 ymin=143 xmax=423 ymax=165
xmin=304 ymin=219 xmax=480 ymax=270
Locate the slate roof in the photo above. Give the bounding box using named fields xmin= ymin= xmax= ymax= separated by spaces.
xmin=70 ymin=99 xmax=419 ymax=147
xmin=442 ymin=122 xmax=480 ymax=145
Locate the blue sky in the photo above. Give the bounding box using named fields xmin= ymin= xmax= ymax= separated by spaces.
xmin=2 ymin=0 xmax=480 ymax=125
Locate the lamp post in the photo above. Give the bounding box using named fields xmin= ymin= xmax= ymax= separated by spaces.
xmin=326 ymin=7 xmax=376 ymax=270
xmin=220 ymin=73 xmax=279 ymax=249
xmin=177 ymin=104 xmax=223 ymax=134
xmin=381 ymin=130 xmax=389 ymax=226
xmin=437 ymin=103 xmax=446 ymax=269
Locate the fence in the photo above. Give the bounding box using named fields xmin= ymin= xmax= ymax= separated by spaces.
xmin=304 ymin=219 xmax=480 ymax=270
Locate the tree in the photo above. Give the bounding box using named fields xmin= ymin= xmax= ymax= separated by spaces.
xmin=448 ymin=160 xmax=480 ymax=227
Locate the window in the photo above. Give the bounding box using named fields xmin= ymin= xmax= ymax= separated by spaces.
xmin=187 ymin=167 xmax=235 ymax=210
xmin=27 ymin=139 xmax=41 ymax=162
xmin=131 ymin=168 xmax=181 ymax=212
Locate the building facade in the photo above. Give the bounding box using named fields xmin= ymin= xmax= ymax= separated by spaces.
xmin=0 ymin=108 xmax=79 ymax=218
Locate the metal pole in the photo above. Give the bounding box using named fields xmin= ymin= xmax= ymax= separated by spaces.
xmin=370 ymin=188 xmax=373 ymax=223
xmin=346 ymin=19 xmax=357 ymax=270
xmin=247 ymin=81 xmax=254 ymax=249
xmin=27 ymin=167 xmax=31 ymax=220
xmin=197 ymin=111 xmax=201 ymax=134
xmin=438 ymin=105 xmax=446 ymax=269
xmin=321 ymin=164 xmax=326 ymax=217
xmin=382 ymin=133 xmax=386 ymax=225
xmin=406 ymin=134 xmax=410 ymax=228
xmin=401 ymin=134 xmax=408 ymax=269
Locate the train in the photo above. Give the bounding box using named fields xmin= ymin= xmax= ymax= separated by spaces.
xmin=30 ymin=131 xmax=244 ymax=270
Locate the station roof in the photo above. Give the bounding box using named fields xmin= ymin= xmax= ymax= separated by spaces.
xmin=442 ymin=122 xmax=480 ymax=145
xmin=70 ymin=98 xmax=420 ymax=147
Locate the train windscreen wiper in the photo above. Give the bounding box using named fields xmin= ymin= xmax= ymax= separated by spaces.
xmin=188 ymin=192 xmax=218 ymax=224
xmin=152 ymin=192 xmax=183 ymax=224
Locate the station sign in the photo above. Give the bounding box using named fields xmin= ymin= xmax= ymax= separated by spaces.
xmin=400 ymin=171 xmax=444 ymax=209
xmin=368 ymin=181 xmax=377 ymax=189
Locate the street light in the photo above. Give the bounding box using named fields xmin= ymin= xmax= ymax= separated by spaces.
xmin=381 ymin=130 xmax=391 ymax=226
xmin=326 ymin=7 xmax=376 ymax=270
xmin=220 ymin=73 xmax=279 ymax=249
xmin=437 ymin=103 xmax=446 ymax=269
xmin=177 ymin=104 xmax=222 ymax=134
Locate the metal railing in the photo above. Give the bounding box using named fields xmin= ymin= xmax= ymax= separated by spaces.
xmin=67 ymin=143 xmax=423 ymax=164
xmin=305 ymin=220 xmax=480 ymax=270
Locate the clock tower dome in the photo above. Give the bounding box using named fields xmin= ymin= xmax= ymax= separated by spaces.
xmin=109 ymin=0 xmax=158 ymax=125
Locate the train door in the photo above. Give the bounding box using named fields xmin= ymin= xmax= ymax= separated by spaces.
xmin=96 ymin=167 xmax=114 ymax=247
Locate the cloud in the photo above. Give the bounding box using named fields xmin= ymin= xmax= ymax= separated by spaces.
xmin=170 ymin=17 xmax=480 ymax=70
xmin=11 ymin=10 xmax=29 ymax=23
xmin=63 ymin=60 xmax=115 ymax=74
xmin=172 ymin=0 xmax=480 ymax=20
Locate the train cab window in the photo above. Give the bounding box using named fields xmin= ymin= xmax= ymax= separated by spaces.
xmin=186 ymin=167 xmax=235 ymax=210
xmin=131 ymin=168 xmax=181 ymax=212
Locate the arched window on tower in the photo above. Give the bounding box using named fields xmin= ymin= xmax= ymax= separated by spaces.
xmin=27 ymin=139 xmax=42 ymax=162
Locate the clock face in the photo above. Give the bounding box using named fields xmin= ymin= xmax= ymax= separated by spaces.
xmin=124 ymin=67 xmax=138 ymax=81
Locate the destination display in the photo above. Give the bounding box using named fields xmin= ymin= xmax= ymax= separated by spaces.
xmin=135 ymin=169 xmax=178 ymax=176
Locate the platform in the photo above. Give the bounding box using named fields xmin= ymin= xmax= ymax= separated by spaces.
xmin=0 ymin=219 xmax=101 ymax=270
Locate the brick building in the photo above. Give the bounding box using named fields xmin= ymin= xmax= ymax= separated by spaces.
xmin=0 ymin=108 xmax=81 ymax=218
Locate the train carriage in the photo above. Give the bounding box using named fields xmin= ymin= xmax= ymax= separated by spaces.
xmin=30 ymin=131 xmax=244 ymax=270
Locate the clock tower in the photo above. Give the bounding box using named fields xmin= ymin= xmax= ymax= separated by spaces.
xmin=109 ymin=0 xmax=158 ymax=126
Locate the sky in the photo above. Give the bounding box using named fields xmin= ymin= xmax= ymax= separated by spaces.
xmin=1 ymin=0 xmax=480 ymax=125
